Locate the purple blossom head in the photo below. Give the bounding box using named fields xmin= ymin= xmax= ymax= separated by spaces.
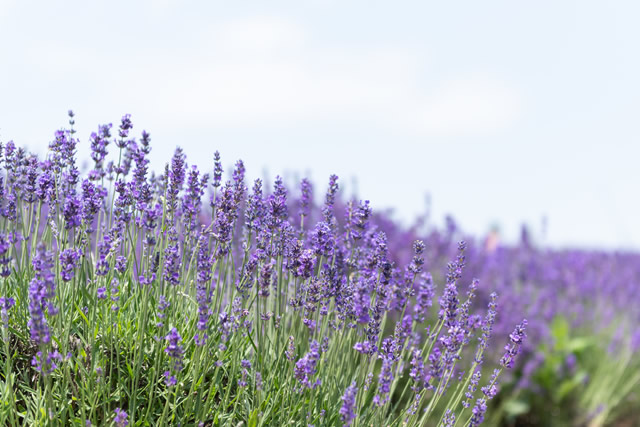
xmin=118 ymin=114 xmax=133 ymax=142
xmin=500 ymin=319 xmax=527 ymax=369
xmin=212 ymin=150 xmax=223 ymax=189
xmin=322 ymin=174 xmax=339 ymax=223
xmin=59 ymin=248 xmax=81 ymax=282
xmin=294 ymin=340 xmax=321 ymax=389
xmin=167 ymin=148 xmax=186 ymax=219
xmin=165 ymin=327 xmax=185 ymax=382
xmin=32 ymin=350 xmax=62 ymax=375
xmin=245 ymin=179 xmax=265 ymax=232
xmin=0 ymin=296 xmax=15 ymax=330
xmin=267 ymin=176 xmax=288 ymax=231
xmin=340 ymin=381 xmax=358 ymax=426
xmin=299 ymin=178 xmax=313 ymax=221
xmin=28 ymin=244 xmax=57 ymax=345
xmin=89 ymin=123 xmax=112 ymax=180
xmin=348 ymin=200 xmax=371 ymax=242
xmin=63 ymin=196 xmax=82 ymax=230
xmin=163 ymin=228 xmax=182 ymax=286
xmin=373 ymin=356 xmax=394 ymax=406
xmin=113 ymin=408 xmax=128 ymax=427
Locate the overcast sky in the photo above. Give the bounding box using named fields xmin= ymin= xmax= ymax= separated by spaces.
xmin=1 ymin=0 xmax=639 ymax=250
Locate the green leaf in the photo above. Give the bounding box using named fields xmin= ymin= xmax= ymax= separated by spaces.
xmin=503 ymin=399 xmax=529 ymax=417
xmin=248 ymin=409 xmax=259 ymax=427
xmin=555 ymin=379 xmax=577 ymax=401
xmin=567 ymin=337 xmax=593 ymax=353
xmin=551 ymin=316 xmax=570 ymax=350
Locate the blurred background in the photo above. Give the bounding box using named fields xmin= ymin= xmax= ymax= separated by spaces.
xmin=1 ymin=0 xmax=639 ymax=249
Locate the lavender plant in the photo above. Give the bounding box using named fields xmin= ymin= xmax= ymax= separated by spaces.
xmin=359 ymin=214 xmax=640 ymax=425
xmin=1 ymin=112 xmax=529 ymax=426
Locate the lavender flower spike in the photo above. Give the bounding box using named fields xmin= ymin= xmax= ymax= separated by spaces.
xmin=340 ymin=381 xmax=358 ymax=426
xmin=500 ymin=319 xmax=528 ymax=369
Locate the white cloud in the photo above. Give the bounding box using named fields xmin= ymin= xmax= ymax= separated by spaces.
xmin=0 ymin=0 xmax=16 ymax=19
xmin=11 ymin=14 xmax=523 ymax=137
xmin=213 ymin=16 xmax=306 ymax=54
xmin=404 ymin=77 xmax=523 ymax=136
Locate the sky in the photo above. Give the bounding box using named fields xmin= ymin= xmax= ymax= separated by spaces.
xmin=0 ymin=0 xmax=639 ymax=250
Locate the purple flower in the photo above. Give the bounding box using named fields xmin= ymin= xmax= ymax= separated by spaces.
xmin=0 ymin=296 xmax=15 ymax=331
xmin=118 ymin=114 xmax=133 ymax=141
xmin=238 ymin=369 xmax=248 ymax=388
xmin=322 ymin=174 xmax=339 ymax=224
xmin=500 ymin=319 xmax=528 ymax=369
xmin=212 ymin=150 xmax=223 ymax=190
xmin=110 ymin=278 xmax=121 ymax=306
xmin=113 ymin=408 xmax=128 ymax=427
xmin=36 ymin=170 xmax=55 ymax=203
xmin=339 ymin=381 xmax=358 ymax=426
xmin=475 ymin=293 xmax=498 ymax=364
xmin=167 ymin=148 xmax=186 ymax=219
xmin=413 ymin=273 xmax=434 ymax=323
xmin=59 ymin=248 xmax=81 ymax=282
xmin=373 ymin=356 xmax=394 ymax=406
xmin=469 ymin=398 xmax=487 ymax=427
xmin=89 ymin=123 xmax=112 ymax=180
xmin=408 ymin=240 xmax=425 ymax=274
xmin=130 ymin=140 xmax=152 ymax=208
xmin=213 ymin=183 xmax=236 ymax=256
xmin=138 ymin=273 xmax=156 ymax=287
xmin=299 ymin=178 xmax=313 ymax=223
xmin=28 ymin=244 xmax=56 ymax=345
xmin=80 ymin=179 xmax=105 ymax=232
xmin=63 ymin=196 xmax=82 ymax=230
xmin=438 ymin=241 xmax=467 ymax=327
xmin=157 ymin=295 xmax=170 ymax=327
xmin=442 ymin=409 xmax=456 ymax=426
xmin=311 ymin=221 xmax=334 ymax=257
xmin=245 ymin=179 xmax=265 ymax=232
xmin=348 ymin=200 xmax=371 ymax=242
xmin=295 ymin=340 xmax=321 ymax=389
xmin=115 ymin=256 xmax=127 ymax=274
xmin=0 ymin=233 xmax=12 ymax=277
xmin=23 ymin=155 xmax=39 ymax=203
xmin=32 ymin=350 xmax=63 ymax=374
xmin=163 ymin=228 xmax=181 ymax=286
xmin=258 ymin=261 xmax=274 ymax=298
xmin=286 ymin=336 xmax=296 ymax=361
xmin=409 ymin=349 xmax=425 ymax=391
xmin=164 ymin=327 xmax=185 ymax=385
xmin=464 ymin=369 xmax=482 ymax=408
xmin=182 ymin=165 xmax=207 ymax=235
xmin=232 ymin=159 xmax=246 ymax=207
xmin=266 ymin=176 xmax=288 ymax=232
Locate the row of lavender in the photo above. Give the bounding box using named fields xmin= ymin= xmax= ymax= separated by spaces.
xmin=0 ymin=112 xmax=633 ymax=426
xmin=363 ymin=212 xmax=640 ymax=424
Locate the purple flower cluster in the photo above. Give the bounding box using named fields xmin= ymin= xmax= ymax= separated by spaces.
xmin=28 ymin=244 xmax=56 ymax=345
xmin=295 ymin=340 xmax=322 ymax=389
xmin=4 ymin=113 xmax=635 ymax=426
xmin=164 ymin=327 xmax=185 ymax=386
xmin=340 ymin=381 xmax=358 ymax=426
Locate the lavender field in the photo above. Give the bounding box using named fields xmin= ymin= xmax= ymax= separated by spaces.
xmin=0 ymin=112 xmax=636 ymax=426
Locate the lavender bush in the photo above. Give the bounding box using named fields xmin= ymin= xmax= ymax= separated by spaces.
xmin=358 ymin=213 xmax=640 ymax=425
xmin=0 ymin=111 xmax=635 ymax=426
xmin=0 ymin=112 xmax=526 ymax=426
